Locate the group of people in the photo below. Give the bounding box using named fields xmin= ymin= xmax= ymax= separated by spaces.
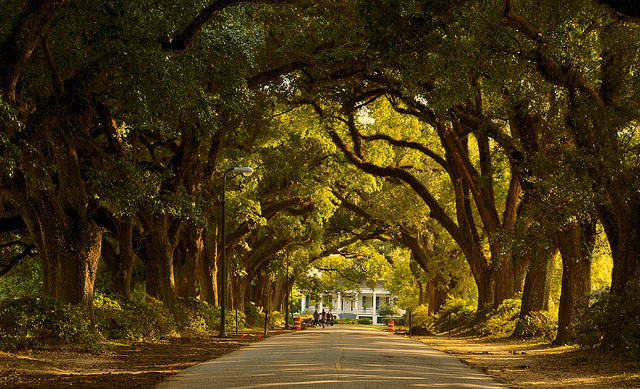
xmin=312 ymin=309 xmax=334 ymax=328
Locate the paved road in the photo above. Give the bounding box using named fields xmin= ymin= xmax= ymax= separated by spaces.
xmin=156 ymin=326 xmax=507 ymax=388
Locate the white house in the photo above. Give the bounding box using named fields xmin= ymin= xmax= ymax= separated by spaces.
xmin=298 ymin=281 xmax=403 ymax=325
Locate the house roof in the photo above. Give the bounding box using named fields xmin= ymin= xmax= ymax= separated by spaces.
xmin=359 ymin=280 xmax=388 ymax=289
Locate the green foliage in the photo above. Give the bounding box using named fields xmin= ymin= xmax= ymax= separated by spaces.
xmin=409 ymin=304 xmax=434 ymax=329
xmin=175 ymin=297 xmax=229 ymax=333
xmin=0 ymin=293 xmax=251 ymax=352
xmin=514 ymin=311 xmax=557 ymax=339
xmin=377 ymin=303 xmax=400 ymax=317
xmin=431 ymin=298 xmax=523 ymax=337
xmin=474 ymin=299 xmax=521 ymax=338
xmin=575 ymin=286 xmax=640 ymax=357
xmin=241 ymin=304 xmax=284 ymax=329
xmin=0 ymin=252 xmax=42 ymax=298
xmin=385 ymin=249 xmax=421 ymax=309
xmin=244 ymin=302 xmax=265 ymax=328
xmin=94 ymin=294 xmax=177 ymax=341
xmin=591 ymin=227 xmax=613 ymax=292
xmin=356 ymin=317 xmax=371 ymax=325
xmin=433 ymin=298 xmax=477 ymax=333
xmin=0 ymin=297 xmax=98 ymax=351
xmin=268 ymin=311 xmax=285 ymax=328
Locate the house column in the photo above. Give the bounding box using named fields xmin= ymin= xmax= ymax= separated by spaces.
xmin=300 ymin=295 xmax=306 ymax=313
xmin=354 ymin=292 xmax=359 ymax=316
xmin=372 ymin=289 xmax=378 ymax=324
xmin=319 ymin=293 xmax=324 ymax=312
xmin=337 ymin=292 xmax=342 ymax=314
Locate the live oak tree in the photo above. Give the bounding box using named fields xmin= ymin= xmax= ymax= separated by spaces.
xmin=1 ymin=0 xmax=104 ymax=316
xmin=0 ymin=0 xmax=306 ymax=316
xmin=492 ymin=0 xmax=640 ymax=345
xmin=2 ymin=0 xmax=636 ymax=353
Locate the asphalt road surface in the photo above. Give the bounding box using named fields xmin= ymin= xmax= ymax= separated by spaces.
xmin=156 ymin=326 xmax=507 ymax=388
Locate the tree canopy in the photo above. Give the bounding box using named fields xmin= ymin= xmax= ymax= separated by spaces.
xmin=2 ymin=0 xmax=640 ymax=351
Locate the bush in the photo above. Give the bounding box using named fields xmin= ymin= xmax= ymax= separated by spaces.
xmin=335 ymin=318 xmax=355 ymax=324
xmin=244 ymin=302 xmax=264 ymax=328
xmin=94 ymin=294 xmax=177 ymax=341
xmin=377 ymin=303 xmax=400 ymax=317
xmin=410 ymin=304 xmax=434 ymax=329
xmin=513 ymin=310 xmax=557 ymax=339
xmin=0 ymin=297 xmax=98 ymax=351
xmin=475 ymin=298 xmax=521 ymax=337
xmin=175 ymin=297 xmax=240 ymax=333
xmin=356 ymin=317 xmax=371 ymax=325
xmin=575 ymin=286 xmax=640 ymax=356
xmin=434 ymin=298 xmax=476 ymax=333
xmin=268 ymin=311 xmax=285 ymax=328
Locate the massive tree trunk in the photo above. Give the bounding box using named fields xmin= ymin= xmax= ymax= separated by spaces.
xmin=2 ymin=97 xmax=103 ymax=318
xmin=514 ymin=246 xmax=557 ymax=336
xmin=426 ymin=277 xmax=448 ymax=315
xmin=600 ymin=201 xmax=640 ymax=298
xmin=198 ymin=223 xmax=219 ymax=305
xmin=140 ymin=213 xmax=179 ymax=316
xmin=231 ymin=273 xmax=248 ymax=311
xmin=492 ymin=250 xmax=515 ymax=309
xmin=174 ymin=223 xmax=204 ymax=299
xmin=553 ymin=219 xmax=596 ymax=345
xmin=101 ymin=215 xmax=136 ymax=298
xmin=39 ymin=208 xmax=102 ymax=316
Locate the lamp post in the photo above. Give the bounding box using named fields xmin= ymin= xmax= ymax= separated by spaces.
xmin=220 ymin=166 xmax=254 ymax=338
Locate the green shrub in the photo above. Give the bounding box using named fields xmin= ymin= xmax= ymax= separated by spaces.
xmin=244 ymin=302 xmax=264 ymax=328
xmin=575 ymin=286 xmax=640 ymax=356
xmin=335 ymin=318 xmax=355 ymax=324
xmin=513 ymin=310 xmax=557 ymax=339
xmin=94 ymin=294 xmax=177 ymax=341
xmin=434 ymin=298 xmax=476 ymax=333
xmin=475 ymin=298 xmax=521 ymax=337
xmin=377 ymin=303 xmax=400 ymax=317
xmin=410 ymin=304 xmax=434 ymax=329
xmin=268 ymin=311 xmax=285 ymax=328
xmin=175 ymin=297 xmax=227 ymax=332
xmin=0 ymin=297 xmax=98 ymax=351
xmin=356 ymin=317 xmax=371 ymax=325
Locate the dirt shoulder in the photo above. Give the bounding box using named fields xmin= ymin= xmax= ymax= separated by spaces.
xmin=0 ymin=330 xmax=272 ymax=388
xmin=1 ymin=329 xmax=639 ymax=388
xmin=417 ymin=335 xmax=640 ymax=388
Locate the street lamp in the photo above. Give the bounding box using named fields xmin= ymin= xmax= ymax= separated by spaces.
xmin=220 ymin=166 xmax=254 ymax=338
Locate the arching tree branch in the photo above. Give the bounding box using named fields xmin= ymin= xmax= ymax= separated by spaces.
xmin=0 ymin=243 xmax=36 ymax=277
